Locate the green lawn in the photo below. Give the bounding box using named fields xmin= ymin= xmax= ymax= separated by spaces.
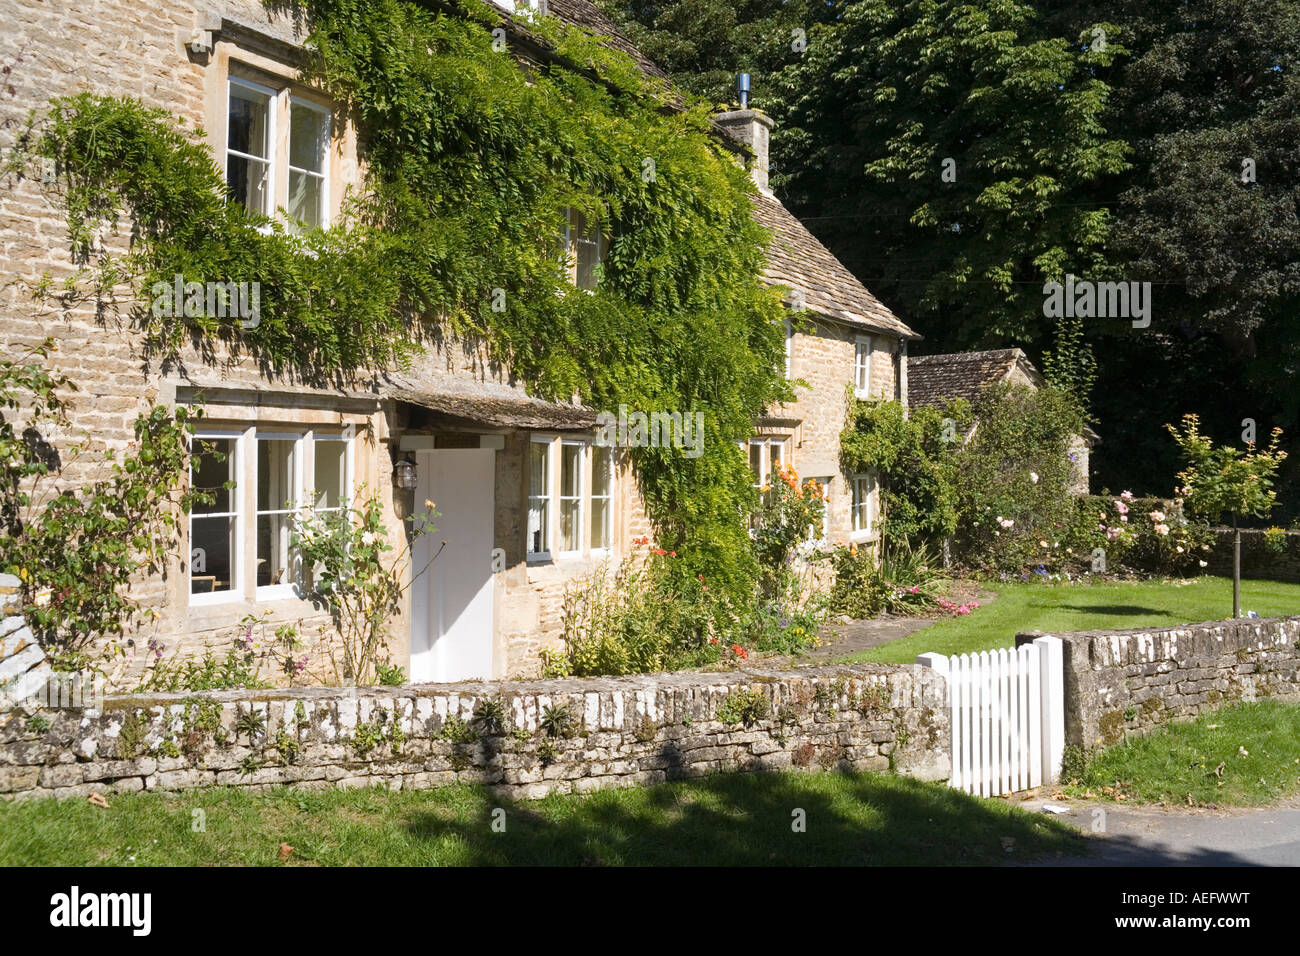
xmin=838 ymin=576 xmax=1300 ymax=665
xmin=1064 ymin=700 xmax=1300 ymax=806
xmin=0 ymin=770 xmax=1084 ymax=866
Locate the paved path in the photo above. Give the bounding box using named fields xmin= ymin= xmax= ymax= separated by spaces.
xmin=1018 ymin=797 xmax=1300 ymax=866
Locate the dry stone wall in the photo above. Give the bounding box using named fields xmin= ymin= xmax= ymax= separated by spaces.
xmin=1020 ymin=616 xmax=1300 ymax=750
xmin=0 ymin=663 xmax=950 ymax=801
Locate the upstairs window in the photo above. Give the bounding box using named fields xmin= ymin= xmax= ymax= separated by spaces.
xmin=227 ymin=79 xmax=274 ymax=216
xmin=225 ymin=76 xmax=331 ymax=229
xmin=854 ymin=336 xmax=873 ymax=397
xmin=563 ymin=208 xmax=606 ymax=290
xmin=288 ymin=99 xmax=330 ymax=228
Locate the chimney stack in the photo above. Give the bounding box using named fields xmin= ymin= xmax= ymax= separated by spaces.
xmin=715 ymin=73 xmax=773 ymax=192
xmin=714 ymin=107 xmax=774 ymax=194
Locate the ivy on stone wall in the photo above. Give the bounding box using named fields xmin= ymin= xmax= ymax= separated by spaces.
xmin=18 ymin=0 xmax=791 ymax=602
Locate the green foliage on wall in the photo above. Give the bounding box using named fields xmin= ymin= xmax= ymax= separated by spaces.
xmin=20 ymin=0 xmax=790 ymax=601
xmin=839 ymin=397 xmax=966 ymax=547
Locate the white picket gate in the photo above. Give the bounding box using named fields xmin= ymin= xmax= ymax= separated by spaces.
xmin=917 ymin=636 xmax=1064 ymax=796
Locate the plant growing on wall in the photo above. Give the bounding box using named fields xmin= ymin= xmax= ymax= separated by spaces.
xmin=949 ymin=382 xmax=1083 ymax=572
xmin=749 ymin=463 xmax=826 ymax=600
xmin=16 ymin=0 xmax=791 ymax=610
xmin=292 ymin=493 xmax=438 ymax=685
xmin=0 ymin=340 xmax=203 ymax=668
xmin=839 ymin=397 xmax=963 ymax=550
xmin=1167 ymin=413 xmax=1287 ymax=616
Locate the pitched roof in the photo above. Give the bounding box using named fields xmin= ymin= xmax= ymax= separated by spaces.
xmin=906 ymin=348 xmax=1042 ymax=410
xmin=752 ymin=193 xmax=920 ymax=340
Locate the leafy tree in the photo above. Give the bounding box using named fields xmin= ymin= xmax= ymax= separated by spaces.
xmin=1166 ymin=413 xmax=1287 ymax=617
xmin=597 ymin=0 xmax=835 ymax=105
xmin=1037 ymin=0 xmax=1300 ymax=512
xmin=770 ymin=0 xmax=1128 ymax=348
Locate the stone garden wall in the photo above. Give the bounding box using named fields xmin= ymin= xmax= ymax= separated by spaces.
xmin=1020 ymin=616 xmax=1300 ymax=750
xmin=0 ymin=663 xmax=950 ymax=801
xmin=1204 ymin=527 xmax=1300 ymax=583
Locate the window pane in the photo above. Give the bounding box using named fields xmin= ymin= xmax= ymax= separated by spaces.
xmin=560 ymin=443 xmax=583 ymax=551
xmin=191 ymin=438 xmax=236 ymax=514
xmin=528 ymin=443 xmax=549 ymax=553
xmin=227 ymin=154 xmax=270 ymax=215
xmin=590 ymin=445 xmax=612 ymax=550
xmin=287 ymin=170 xmax=323 ymax=228
xmin=314 ymin=439 xmax=348 ymax=509
xmin=228 ymin=86 xmax=270 ymax=157
xmin=256 ymin=513 xmax=295 ymax=588
xmin=748 ymin=443 xmax=763 ymax=485
xmin=257 ymin=439 xmax=297 ymax=512
xmin=560 ymin=443 xmax=583 ymax=498
xmin=191 ymin=516 xmax=236 ymax=594
xmin=289 ymin=104 xmax=326 ymax=173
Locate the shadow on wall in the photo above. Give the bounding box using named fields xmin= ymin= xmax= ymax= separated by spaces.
xmin=402 ymin=771 xmax=1086 ymax=866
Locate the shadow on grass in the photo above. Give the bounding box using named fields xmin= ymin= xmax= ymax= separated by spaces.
xmin=404 ymin=770 xmax=1088 ymax=866
xmin=1053 ymin=604 xmax=1176 ymax=617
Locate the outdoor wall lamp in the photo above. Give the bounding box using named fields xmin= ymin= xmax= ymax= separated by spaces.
xmin=393 ymin=454 xmax=418 ymax=491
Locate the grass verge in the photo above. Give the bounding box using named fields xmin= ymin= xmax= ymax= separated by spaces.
xmin=0 ymin=769 xmax=1085 ymax=866
xmin=1062 ymin=700 xmax=1300 ymax=807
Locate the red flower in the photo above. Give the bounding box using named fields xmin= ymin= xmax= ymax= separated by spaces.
xmin=669 ymin=551 xmax=677 ymax=558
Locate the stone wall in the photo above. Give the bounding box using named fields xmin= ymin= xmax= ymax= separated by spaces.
xmin=1019 ymin=616 xmax=1300 ymax=750
xmin=1204 ymin=528 xmax=1300 ymax=584
xmin=0 ymin=574 xmax=50 ymax=711
xmin=0 ymin=663 xmax=950 ymax=801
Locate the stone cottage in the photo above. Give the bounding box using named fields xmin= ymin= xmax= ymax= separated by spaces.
xmin=0 ymin=0 xmax=917 ymax=688
xmin=907 ymin=348 xmax=1096 ymax=494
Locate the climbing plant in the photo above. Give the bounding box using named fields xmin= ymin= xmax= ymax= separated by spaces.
xmin=14 ymin=0 xmax=790 ymax=603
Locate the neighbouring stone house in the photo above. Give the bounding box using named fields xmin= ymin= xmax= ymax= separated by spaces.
xmin=0 ymin=0 xmax=916 ymax=689
xmin=715 ymin=108 xmax=921 ymax=549
xmin=906 ymin=348 xmax=1096 ymax=494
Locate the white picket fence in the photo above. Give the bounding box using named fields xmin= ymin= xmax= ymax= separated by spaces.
xmin=917 ymin=636 xmax=1064 ymax=796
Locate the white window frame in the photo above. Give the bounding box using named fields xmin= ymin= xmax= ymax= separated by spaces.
xmin=287 ymin=96 xmax=331 ymax=229
xmin=189 ymin=429 xmax=247 ymax=606
xmin=854 ymin=335 xmax=873 ymax=398
xmin=557 ymin=439 xmax=587 ymax=557
xmin=254 ymin=431 xmax=304 ymax=600
xmin=563 ymin=208 xmax=605 ymax=292
xmin=528 ymin=435 xmax=618 ymax=561
xmin=589 ymin=443 xmax=615 ymax=555
xmin=806 ymin=475 xmax=832 ymax=541
xmin=225 ymin=77 xmax=277 ymax=218
xmin=189 ymin=423 xmax=354 ymax=606
xmin=527 ymin=436 xmax=555 ymax=560
xmin=850 ymin=472 xmax=876 ymax=541
xmin=743 ymin=437 xmax=789 ymax=491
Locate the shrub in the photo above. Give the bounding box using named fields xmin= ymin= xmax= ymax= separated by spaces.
xmin=950 ymin=382 xmax=1084 ymax=572
xmin=839 ymin=398 xmax=962 ymax=548
xmin=750 ymin=463 xmax=826 ymax=601
xmin=828 ymin=541 xmax=945 ymax=618
xmin=543 ymin=550 xmax=732 ymax=677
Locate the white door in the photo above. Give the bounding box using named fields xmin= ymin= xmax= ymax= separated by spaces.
xmin=410 ymin=448 xmax=495 ymax=682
